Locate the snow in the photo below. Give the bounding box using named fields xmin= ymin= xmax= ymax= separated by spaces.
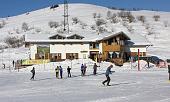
xmin=0 ymin=3 xmax=170 ymax=102
xmin=0 ymin=45 xmax=169 ymax=102
xmin=0 ymin=59 xmax=169 ymax=102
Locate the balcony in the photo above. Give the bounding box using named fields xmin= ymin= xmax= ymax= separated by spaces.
xmin=103 ymin=45 xmax=124 ymax=52
xmin=89 ymin=46 xmax=99 ymax=51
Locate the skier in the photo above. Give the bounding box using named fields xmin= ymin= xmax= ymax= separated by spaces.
xmin=168 ymin=65 xmax=170 ymax=81
xmin=30 ymin=67 xmax=35 ymax=80
xmin=67 ymin=66 xmax=71 ymax=77
xmin=93 ymin=63 xmax=99 ymax=75
xmin=81 ymin=64 xmax=84 ymax=76
xmin=102 ymin=64 xmax=113 ymax=86
xmin=55 ymin=66 xmax=59 ymax=78
xmin=59 ymin=66 xmax=63 ymax=79
xmin=147 ymin=58 xmax=150 ymax=68
xmin=12 ymin=60 xmax=15 ymax=67
xmin=83 ymin=64 xmax=87 ymax=76
xmin=2 ymin=63 xmax=5 ymax=69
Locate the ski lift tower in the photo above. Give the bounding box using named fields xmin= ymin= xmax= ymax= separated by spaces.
xmin=63 ymin=0 xmax=69 ymax=34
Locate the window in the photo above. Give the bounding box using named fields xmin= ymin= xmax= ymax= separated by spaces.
xmin=66 ymin=53 xmax=78 ymax=59
xmin=89 ymin=43 xmax=99 ymax=49
xmin=67 ymin=34 xmax=84 ymax=39
xmin=108 ymin=38 xmax=113 ymax=45
xmin=49 ymin=34 xmax=66 ymax=39
xmin=83 ymin=54 xmax=86 ymax=59
xmin=51 ymin=53 xmax=61 ymax=61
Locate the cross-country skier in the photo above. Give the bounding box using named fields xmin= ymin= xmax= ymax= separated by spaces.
xmin=81 ymin=64 xmax=84 ymax=76
xmin=83 ymin=64 xmax=87 ymax=76
xmin=93 ymin=63 xmax=99 ymax=75
xmin=67 ymin=66 xmax=71 ymax=77
xmin=102 ymin=64 xmax=113 ymax=86
xmin=12 ymin=60 xmax=15 ymax=67
xmin=30 ymin=67 xmax=35 ymax=80
xmin=55 ymin=66 xmax=59 ymax=78
xmin=59 ymin=66 xmax=63 ymax=79
xmin=168 ymin=65 xmax=170 ymax=81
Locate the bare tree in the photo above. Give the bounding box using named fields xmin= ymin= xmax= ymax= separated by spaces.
xmin=107 ymin=11 xmax=112 ymax=19
xmin=5 ymin=36 xmax=24 ymax=48
xmin=110 ymin=13 xmax=119 ymax=23
xmin=118 ymin=11 xmax=135 ymax=23
xmin=97 ymin=13 xmax=101 ymax=18
xmin=93 ymin=13 xmax=97 ymax=18
xmin=153 ymin=15 xmax=160 ymax=21
xmin=48 ymin=21 xmax=59 ymax=28
xmin=15 ymin=28 xmax=20 ymax=34
xmin=98 ymin=26 xmax=107 ymax=33
xmin=22 ymin=22 xmax=29 ymax=32
xmin=96 ymin=19 xmax=106 ymax=26
xmin=0 ymin=20 xmax=6 ymax=28
xmin=164 ymin=21 xmax=169 ymax=27
xmin=80 ymin=21 xmax=87 ymax=29
xmin=91 ymin=25 xmax=96 ymax=30
xmin=57 ymin=27 xmax=64 ymax=34
xmin=72 ymin=17 xmax=80 ymax=24
xmin=137 ymin=15 xmax=146 ymax=23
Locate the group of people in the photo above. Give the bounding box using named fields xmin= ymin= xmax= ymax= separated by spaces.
xmin=81 ymin=64 xmax=87 ymax=76
xmin=55 ymin=66 xmax=63 ymax=78
xmin=30 ymin=63 xmax=114 ymax=86
xmin=55 ymin=66 xmax=71 ymax=78
xmin=81 ymin=63 xmax=101 ymax=76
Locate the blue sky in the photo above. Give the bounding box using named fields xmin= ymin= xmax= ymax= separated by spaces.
xmin=0 ymin=0 xmax=170 ymax=18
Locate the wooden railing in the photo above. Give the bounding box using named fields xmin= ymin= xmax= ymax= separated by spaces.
xmin=103 ymin=45 xmax=122 ymax=52
xmin=89 ymin=48 xmax=99 ymax=50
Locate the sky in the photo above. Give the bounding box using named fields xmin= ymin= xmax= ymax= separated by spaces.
xmin=0 ymin=0 xmax=170 ymax=18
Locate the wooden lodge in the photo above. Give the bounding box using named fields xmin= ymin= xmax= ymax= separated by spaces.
xmin=25 ymin=31 xmax=151 ymax=66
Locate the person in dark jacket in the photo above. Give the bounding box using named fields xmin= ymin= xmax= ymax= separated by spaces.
xmin=81 ymin=64 xmax=84 ymax=76
xmin=93 ymin=63 xmax=99 ymax=75
xmin=12 ymin=60 xmax=15 ymax=67
xmin=102 ymin=65 xmax=113 ymax=86
xmin=59 ymin=66 xmax=63 ymax=79
xmin=30 ymin=67 xmax=35 ymax=80
xmin=67 ymin=66 xmax=71 ymax=77
xmin=168 ymin=65 xmax=170 ymax=81
xmin=83 ymin=64 xmax=87 ymax=76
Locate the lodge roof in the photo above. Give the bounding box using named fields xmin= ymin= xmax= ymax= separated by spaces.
xmin=100 ymin=31 xmax=131 ymax=41
xmin=49 ymin=34 xmax=66 ymax=39
xmin=25 ymin=31 xmax=151 ymax=46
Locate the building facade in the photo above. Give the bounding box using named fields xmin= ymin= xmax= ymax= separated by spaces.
xmin=25 ymin=31 xmax=151 ymax=65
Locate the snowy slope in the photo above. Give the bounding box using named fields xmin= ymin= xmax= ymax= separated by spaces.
xmin=0 ymin=3 xmax=170 ymax=60
xmin=0 ymin=59 xmax=169 ymax=102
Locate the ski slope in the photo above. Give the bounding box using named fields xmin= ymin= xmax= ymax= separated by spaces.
xmin=0 ymin=59 xmax=170 ymax=102
xmin=0 ymin=61 xmax=169 ymax=102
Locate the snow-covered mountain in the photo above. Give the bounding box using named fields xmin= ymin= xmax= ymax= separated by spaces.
xmin=0 ymin=4 xmax=170 ymax=102
xmin=0 ymin=3 xmax=170 ymax=59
